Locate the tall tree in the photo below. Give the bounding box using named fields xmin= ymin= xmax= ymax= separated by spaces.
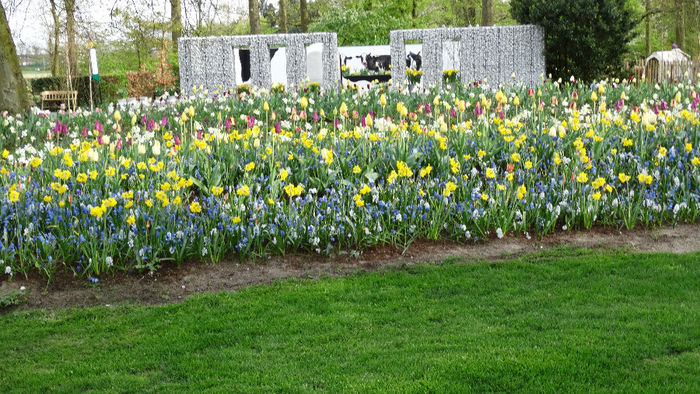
xmin=64 ymin=0 xmax=76 ymax=77
xmin=645 ymin=0 xmax=651 ymax=55
xmin=300 ymin=0 xmax=308 ymax=32
xmin=511 ymin=0 xmax=636 ymax=81
xmin=170 ymin=0 xmax=182 ymax=49
xmin=279 ymin=0 xmax=288 ymax=33
xmin=453 ymin=0 xmax=478 ymax=26
xmin=674 ymin=0 xmax=684 ymax=49
xmin=249 ymin=0 xmax=260 ymax=34
xmin=0 ymin=0 xmax=30 ymax=114
xmin=48 ymin=0 xmax=60 ymax=76
xmin=481 ymin=0 xmax=493 ymax=25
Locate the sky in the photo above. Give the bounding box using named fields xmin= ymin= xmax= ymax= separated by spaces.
xmin=7 ymin=0 xmax=248 ymax=53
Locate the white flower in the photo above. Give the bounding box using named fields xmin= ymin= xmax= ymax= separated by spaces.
xmin=152 ymin=141 xmax=161 ymax=156
xmin=496 ymin=228 xmax=504 ymax=239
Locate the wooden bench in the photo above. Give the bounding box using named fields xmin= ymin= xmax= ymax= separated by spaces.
xmin=41 ymin=90 xmax=78 ymax=110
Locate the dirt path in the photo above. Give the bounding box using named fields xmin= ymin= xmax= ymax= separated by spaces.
xmin=3 ymin=224 xmax=700 ymax=311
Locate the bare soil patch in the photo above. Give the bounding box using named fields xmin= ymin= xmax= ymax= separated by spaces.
xmin=3 ymin=224 xmax=700 ymax=312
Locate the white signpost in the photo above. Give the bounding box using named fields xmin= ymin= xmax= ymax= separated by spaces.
xmin=89 ymin=47 xmax=99 ymax=111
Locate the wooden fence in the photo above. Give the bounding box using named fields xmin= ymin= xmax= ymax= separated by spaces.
xmin=625 ymin=57 xmax=699 ymax=84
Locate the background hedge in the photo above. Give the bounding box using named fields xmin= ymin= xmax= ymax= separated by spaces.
xmin=29 ymin=75 xmax=128 ymax=108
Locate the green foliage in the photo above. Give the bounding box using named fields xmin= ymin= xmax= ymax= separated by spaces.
xmin=510 ymin=0 xmax=638 ymax=82
xmin=625 ymin=0 xmax=700 ymax=58
xmin=0 ymin=289 xmax=25 ymax=309
xmin=96 ymin=46 xmax=159 ymax=76
xmin=1 ymin=250 xmax=699 ymax=390
xmin=311 ymin=7 xmax=412 ymax=45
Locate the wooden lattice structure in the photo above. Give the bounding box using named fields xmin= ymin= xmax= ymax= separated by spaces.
xmin=643 ymin=49 xmax=698 ymax=84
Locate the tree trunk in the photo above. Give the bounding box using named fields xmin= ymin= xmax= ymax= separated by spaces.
xmin=196 ymin=0 xmax=202 ymax=31
xmin=279 ymin=0 xmax=288 ymax=33
xmin=64 ymin=0 xmax=76 ymax=78
xmin=481 ymin=0 xmax=493 ymax=26
xmin=467 ymin=6 xmax=477 ymax=26
xmin=674 ymin=0 xmax=684 ymax=49
xmin=170 ymin=0 xmax=182 ymax=50
xmin=300 ymin=0 xmax=308 ymax=33
xmin=49 ymin=0 xmax=60 ymax=77
xmin=645 ymin=0 xmax=651 ymax=55
xmin=0 ymin=1 xmax=30 ymax=114
xmin=249 ymin=0 xmax=260 ymax=34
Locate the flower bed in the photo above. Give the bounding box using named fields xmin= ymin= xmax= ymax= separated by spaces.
xmin=1 ymin=79 xmax=699 ymax=278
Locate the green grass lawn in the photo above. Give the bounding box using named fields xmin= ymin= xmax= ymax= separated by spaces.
xmin=21 ymin=69 xmax=51 ymax=80
xmin=1 ymin=248 xmax=699 ymax=392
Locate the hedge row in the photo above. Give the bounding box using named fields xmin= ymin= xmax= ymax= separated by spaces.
xmin=29 ymin=75 xmax=128 ymax=108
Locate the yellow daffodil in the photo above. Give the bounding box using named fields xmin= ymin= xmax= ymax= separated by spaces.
xmin=237 ymin=185 xmax=250 ymax=197
xmin=443 ymin=181 xmax=457 ymax=197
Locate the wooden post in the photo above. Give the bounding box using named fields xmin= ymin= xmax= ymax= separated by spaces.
xmin=65 ymin=49 xmax=72 ymax=112
xmin=89 ymin=73 xmax=93 ymax=112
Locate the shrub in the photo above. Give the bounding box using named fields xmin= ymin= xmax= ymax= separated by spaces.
xmin=510 ymin=0 xmax=636 ymax=82
xmin=126 ymin=67 xmax=157 ymax=98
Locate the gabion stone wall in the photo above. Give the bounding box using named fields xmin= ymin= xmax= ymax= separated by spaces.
xmin=178 ymin=33 xmax=340 ymax=92
xmin=390 ymin=25 xmax=545 ymax=87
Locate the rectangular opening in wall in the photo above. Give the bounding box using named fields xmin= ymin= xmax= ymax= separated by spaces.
xmin=442 ymin=38 xmax=461 ymax=86
xmin=404 ymin=39 xmax=423 ymax=85
xmin=233 ymin=45 xmax=251 ymax=86
xmin=268 ymin=44 xmax=287 ymax=87
xmin=305 ymin=42 xmax=324 ymax=89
